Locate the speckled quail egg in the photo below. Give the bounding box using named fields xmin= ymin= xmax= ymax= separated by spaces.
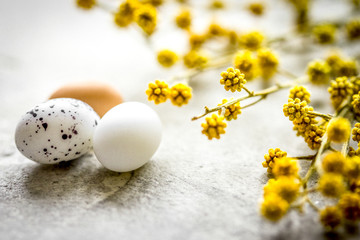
xmin=15 ymin=98 xmax=100 ymax=164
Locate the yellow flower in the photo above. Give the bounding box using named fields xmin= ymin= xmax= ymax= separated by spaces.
xmin=157 ymin=49 xmax=178 ymax=68
xmin=318 ymin=173 xmax=345 ymax=198
xmin=183 ymin=50 xmax=208 ymax=69
xmin=352 ymin=123 xmax=360 ymax=142
xmin=239 ymin=31 xmax=264 ymax=51
xmin=114 ymin=0 xmax=140 ymax=27
xmin=346 ymin=18 xmax=360 ymax=40
xmin=145 ymin=80 xmax=170 ymax=104
xmin=322 ymin=152 xmax=345 ymax=174
xmin=307 ymin=60 xmax=331 ymax=85
xmin=350 ymin=178 xmax=360 ymax=194
xmin=283 ymin=98 xmax=314 ymax=125
xmin=169 ymin=83 xmax=192 ymax=106
xmin=325 ymin=51 xmax=343 ymax=75
xmin=262 ymin=148 xmax=287 ymax=174
xmin=217 ymin=99 xmax=241 ymax=121
xmin=263 ymin=177 xmax=300 ymax=203
xmin=260 ymin=193 xmax=289 ymax=222
xmin=328 ymin=76 xmax=353 ymax=109
xmin=335 ymin=59 xmax=358 ymax=78
xmin=304 ymin=124 xmax=325 ymax=150
xmin=272 ymin=157 xmax=299 ymax=179
xmin=289 ymin=85 xmax=311 ymax=104
xmin=319 ymin=206 xmax=343 ymax=230
xmin=189 ymin=33 xmax=206 ymax=50
xmin=344 ymin=156 xmax=360 ymax=180
xmin=175 ymin=9 xmax=191 ymax=30
xmin=248 ymin=2 xmax=265 ymax=16
xmin=327 ymin=117 xmax=351 ymax=143
xmin=233 ymin=50 xmax=258 ymax=81
xmin=210 ymin=0 xmax=225 ymax=9
xmin=338 ymin=193 xmax=360 ymax=221
xmin=76 ymin=0 xmax=96 ymax=9
xmin=312 ymin=23 xmax=336 ymax=44
xmin=257 ymin=48 xmax=279 ymax=80
xmin=352 ymin=92 xmax=360 ymax=115
xmin=135 ymin=4 xmax=157 ymax=35
xmin=207 ymin=23 xmax=227 ymax=38
xmin=201 ymin=114 xmax=227 ymax=140
xmin=219 ymin=67 xmax=246 ymax=92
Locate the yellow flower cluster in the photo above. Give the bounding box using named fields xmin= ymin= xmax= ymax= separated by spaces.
xmin=289 ymin=85 xmax=311 ymax=104
xmin=175 ymin=9 xmax=192 ymax=30
xmin=256 ymin=48 xmax=279 ymax=80
xmin=248 ymin=2 xmax=265 ymax=16
xmin=307 ymin=60 xmax=331 ymax=85
xmin=135 ymin=4 xmax=157 ymax=35
xmin=183 ymin=50 xmax=208 ymax=69
xmin=233 ymin=50 xmax=258 ymax=81
xmin=239 ymin=31 xmax=264 ymax=51
xmin=207 ymin=23 xmax=227 ymax=39
xmin=210 ymin=0 xmax=225 ymax=9
xmin=327 ymin=117 xmax=351 ymax=143
xmin=320 ymin=206 xmax=343 ymax=230
xmin=146 ymin=81 xmax=192 ymax=106
xmin=189 ymin=33 xmax=206 ymax=50
xmin=346 ymin=18 xmax=360 ymax=40
xmin=219 ymin=67 xmax=246 ymax=92
xmin=157 ymin=49 xmax=178 ymax=68
xmin=283 ymin=98 xmax=314 ymax=128
xmin=312 ymin=23 xmax=336 ymax=44
xmin=318 ymin=173 xmax=345 ymax=197
xmin=328 ymin=76 xmax=353 ymax=109
xmin=304 ymin=124 xmax=325 ymax=150
xmin=352 ymin=91 xmax=360 ymax=115
xmin=260 ymin=158 xmax=299 ymax=221
xmin=262 ymin=148 xmax=287 ymax=174
xmin=352 ymin=123 xmax=360 ymax=142
xmin=201 ymin=114 xmax=227 ymax=140
xmin=322 ymin=152 xmax=345 ymax=174
xmin=76 ymin=0 xmax=96 ymax=9
xmin=114 ymin=0 xmax=140 ymax=27
xmin=325 ymin=52 xmax=358 ymax=78
xmin=217 ymin=99 xmax=241 ymax=121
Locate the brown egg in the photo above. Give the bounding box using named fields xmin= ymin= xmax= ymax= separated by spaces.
xmin=49 ymin=82 xmax=123 ymax=117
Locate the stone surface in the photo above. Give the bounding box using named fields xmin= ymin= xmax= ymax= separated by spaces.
xmin=0 ymin=0 xmax=359 ymax=239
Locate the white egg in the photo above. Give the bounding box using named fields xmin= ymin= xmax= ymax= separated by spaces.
xmin=15 ymin=98 xmax=100 ymax=164
xmin=93 ymin=102 xmax=162 ymax=172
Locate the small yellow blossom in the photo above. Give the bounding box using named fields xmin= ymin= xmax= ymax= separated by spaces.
xmin=318 ymin=173 xmax=345 ymax=198
xmin=207 ymin=23 xmax=227 ymax=38
xmin=135 ymin=4 xmax=157 ymax=35
xmin=257 ymin=48 xmax=279 ymax=80
xmin=210 ymin=0 xmax=225 ymax=9
xmin=262 ymin=148 xmax=287 ymax=174
xmin=352 ymin=123 xmax=360 ymax=142
xmin=76 ymin=0 xmax=96 ymax=9
xmin=248 ymin=2 xmax=265 ymax=16
xmin=239 ymin=31 xmax=264 ymax=51
xmin=157 ymin=49 xmax=178 ymax=68
xmin=338 ymin=193 xmax=360 ymax=221
xmin=263 ymin=177 xmax=300 ymax=203
xmin=322 ymin=152 xmax=346 ymax=174
xmin=344 ymin=156 xmax=360 ymax=180
xmin=260 ymin=194 xmax=289 ymax=222
xmin=272 ymin=157 xmax=299 ymax=179
xmin=348 ymin=146 xmax=360 ymax=157
xmin=175 ymin=9 xmax=191 ymax=30
xmin=219 ymin=67 xmax=246 ymax=92
xmin=307 ymin=60 xmax=331 ymax=85
xmin=283 ymin=98 xmax=314 ymax=125
xmin=327 ymin=117 xmax=351 ymax=143
xmin=289 ymin=86 xmax=311 ymax=104
xmin=304 ymin=124 xmax=325 ymax=150
xmin=201 ymin=114 xmax=227 ymax=140
xmin=183 ymin=50 xmax=208 ymax=69
xmin=146 ymin=80 xmax=170 ymax=104
xmin=114 ymin=0 xmax=139 ymax=27
xmin=352 ymin=92 xmax=360 ymax=115
xmin=189 ymin=33 xmax=206 ymax=50
xmin=169 ymin=83 xmax=192 ymax=106
xmin=320 ymin=206 xmax=343 ymax=230
xmin=346 ymin=18 xmax=360 ymax=40
xmin=328 ymin=76 xmax=353 ymax=109
xmin=350 ymin=178 xmax=360 ymax=194
xmin=336 ymin=59 xmax=358 ymax=78
xmin=217 ymin=99 xmax=241 ymax=121
xmin=234 ymin=50 xmax=258 ymax=81
xmin=312 ymin=24 xmax=336 ymax=44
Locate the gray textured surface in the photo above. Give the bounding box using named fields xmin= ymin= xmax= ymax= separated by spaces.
xmin=0 ymin=0 xmax=359 ymax=239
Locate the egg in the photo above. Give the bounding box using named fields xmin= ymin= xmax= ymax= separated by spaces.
xmin=15 ymin=98 xmax=100 ymax=164
xmin=49 ymin=82 xmax=123 ymax=117
xmin=93 ymin=102 xmax=162 ymax=172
